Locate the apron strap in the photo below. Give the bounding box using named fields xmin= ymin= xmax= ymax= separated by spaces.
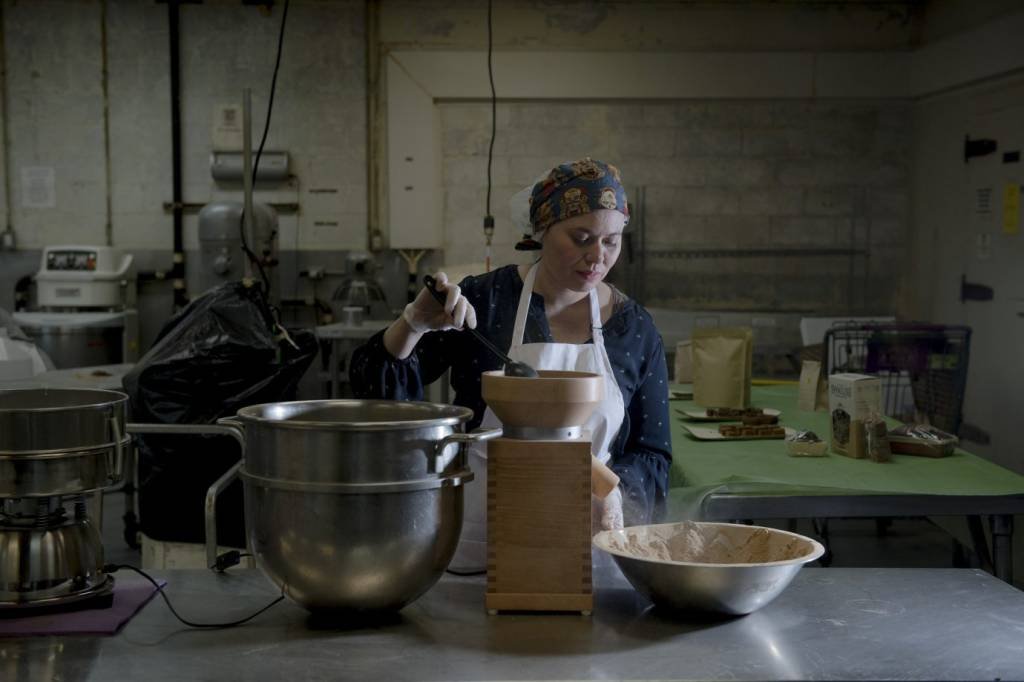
xmin=510 ymin=264 xmax=539 ymax=350
xmin=588 ymin=284 xmax=604 ymax=344
xmin=513 ymin=262 xmax=610 ymax=355
xmin=587 ymin=285 xmax=615 ymax=385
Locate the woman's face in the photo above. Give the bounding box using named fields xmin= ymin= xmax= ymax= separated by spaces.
xmin=538 ymin=209 xmax=626 ymax=293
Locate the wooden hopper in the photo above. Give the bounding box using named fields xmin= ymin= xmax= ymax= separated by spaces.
xmin=481 ymin=370 xmax=603 ymax=429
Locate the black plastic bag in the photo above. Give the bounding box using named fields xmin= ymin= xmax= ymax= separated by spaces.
xmin=123 ymin=282 xmax=318 ymax=547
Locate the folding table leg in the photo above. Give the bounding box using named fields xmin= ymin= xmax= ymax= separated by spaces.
xmin=990 ymin=515 xmax=1014 ymax=583
xmin=967 ymin=515 xmax=994 ymax=573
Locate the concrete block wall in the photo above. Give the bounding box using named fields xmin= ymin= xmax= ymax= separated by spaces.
xmin=439 ymin=99 xmax=912 ymax=314
xmin=0 ymin=0 xmax=370 ymax=348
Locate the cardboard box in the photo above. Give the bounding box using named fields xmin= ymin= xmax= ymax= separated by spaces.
xmin=828 ymin=373 xmax=881 ymax=458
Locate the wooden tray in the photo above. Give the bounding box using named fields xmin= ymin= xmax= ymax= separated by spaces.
xmin=676 ymin=408 xmax=781 ymax=422
xmin=680 ymin=423 xmax=795 ymax=441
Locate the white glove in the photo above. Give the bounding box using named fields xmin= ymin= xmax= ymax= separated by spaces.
xmin=602 ymin=487 xmax=625 ymax=530
xmin=402 ymin=271 xmax=478 ymax=334
xmin=593 ymin=487 xmax=624 ymax=533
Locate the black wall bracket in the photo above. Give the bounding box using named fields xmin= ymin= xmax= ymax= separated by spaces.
xmin=965 ymin=135 xmax=998 ymax=163
xmin=961 ymin=274 xmax=994 ymax=302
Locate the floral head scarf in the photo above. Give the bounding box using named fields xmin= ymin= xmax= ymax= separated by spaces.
xmin=516 ymin=158 xmax=629 ymax=251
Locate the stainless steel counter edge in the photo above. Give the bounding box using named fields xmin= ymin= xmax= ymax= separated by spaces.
xmin=3 ymin=567 xmax=1023 ymax=681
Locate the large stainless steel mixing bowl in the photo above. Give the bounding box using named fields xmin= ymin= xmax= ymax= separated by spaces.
xmin=207 ymin=400 xmax=500 ymax=613
xmin=594 ymin=522 xmax=824 ymax=616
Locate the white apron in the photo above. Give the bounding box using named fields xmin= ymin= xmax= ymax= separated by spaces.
xmin=451 ymin=263 xmax=626 ymax=571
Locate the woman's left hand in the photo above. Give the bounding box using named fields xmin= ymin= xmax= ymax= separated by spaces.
xmin=593 ymin=487 xmax=624 ymax=533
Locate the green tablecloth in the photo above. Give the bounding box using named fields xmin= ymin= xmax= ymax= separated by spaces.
xmin=668 ymin=384 xmax=1024 ymax=517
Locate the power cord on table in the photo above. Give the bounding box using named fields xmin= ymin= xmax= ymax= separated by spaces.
xmin=104 ymin=561 xmax=285 ymax=629
xmin=210 ymin=549 xmax=251 ymax=572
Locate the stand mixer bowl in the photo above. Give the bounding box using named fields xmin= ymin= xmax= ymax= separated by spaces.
xmin=212 ymin=400 xmax=500 ymax=613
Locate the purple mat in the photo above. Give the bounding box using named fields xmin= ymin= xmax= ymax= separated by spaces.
xmin=0 ymin=575 xmax=164 ymax=637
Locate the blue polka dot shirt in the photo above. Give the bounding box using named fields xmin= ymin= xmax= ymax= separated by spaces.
xmin=351 ymin=264 xmax=672 ymax=525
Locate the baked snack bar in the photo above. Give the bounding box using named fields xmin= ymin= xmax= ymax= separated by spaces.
xmin=718 ymin=424 xmax=785 ymax=438
xmin=888 ymin=424 xmax=957 ymax=457
xmin=707 ymin=407 xmax=765 ymax=418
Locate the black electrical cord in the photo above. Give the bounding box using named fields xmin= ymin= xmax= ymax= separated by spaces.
xmin=239 ymin=0 xmax=291 ymax=296
xmin=484 ymin=0 xmax=496 ymax=220
xmin=252 ymin=0 xmax=290 ymax=190
xmin=104 ymin=563 xmax=284 ymax=629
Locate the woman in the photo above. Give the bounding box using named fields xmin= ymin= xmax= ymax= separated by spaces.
xmin=351 ymin=158 xmax=671 ymax=568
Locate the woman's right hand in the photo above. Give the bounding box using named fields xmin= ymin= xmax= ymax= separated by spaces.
xmin=402 ymin=271 xmax=478 ymax=333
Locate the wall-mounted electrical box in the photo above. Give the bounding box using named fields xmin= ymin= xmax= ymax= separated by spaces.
xmin=210 ymin=151 xmax=290 ymax=183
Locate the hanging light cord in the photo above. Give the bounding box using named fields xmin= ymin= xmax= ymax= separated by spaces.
xmin=240 ymin=0 xmax=291 ymax=295
xmin=485 ymin=0 xmax=496 ymax=218
xmin=483 ymin=0 xmax=496 ymax=271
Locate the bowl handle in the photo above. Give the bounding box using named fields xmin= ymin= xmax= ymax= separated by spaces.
xmin=205 ymin=418 xmax=247 ymax=571
xmin=107 ymin=417 xmax=126 ymax=483
xmin=433 ymin=428 xmax=502 ymax=472
xmin=204 ymin=461 xmax=242 ymax=571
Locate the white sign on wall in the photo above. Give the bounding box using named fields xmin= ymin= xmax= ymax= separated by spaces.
xmin=213 ymin=104 xmax=243 ymax=150
xmin=21 ymin=166 xmax=55 ymax=209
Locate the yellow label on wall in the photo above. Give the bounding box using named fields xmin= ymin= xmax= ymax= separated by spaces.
xmin=1003 ymin=183 xmax=1021 ymax=235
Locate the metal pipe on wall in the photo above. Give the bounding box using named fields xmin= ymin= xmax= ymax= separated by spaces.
xmin=100 ymin=0 xmax=113 ymax=248
xmin=168 ymin=0 xmax=187 ymax=311
xmin=0 ymin=0 xmax=15 ymax=251
xmin=365 ymin=0 xmax=382 ymax=252
xmin=242 ymin=88 xmax=255 ymax=282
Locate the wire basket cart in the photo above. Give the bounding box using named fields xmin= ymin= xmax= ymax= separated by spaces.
xmin=823 ymin=324 xmax=971 ymax=435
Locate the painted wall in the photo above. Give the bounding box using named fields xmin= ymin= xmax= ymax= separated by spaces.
xmin=379 ymin=0 xmax=927 ymax=51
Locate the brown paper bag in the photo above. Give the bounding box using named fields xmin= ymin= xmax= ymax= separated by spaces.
xmin=692 ymin=327 xmax=753 ymax=409
xmin=798 ymin=360 xmax=828 ymax=412
xmin=674 ymin=340 xmax=693 ymax=383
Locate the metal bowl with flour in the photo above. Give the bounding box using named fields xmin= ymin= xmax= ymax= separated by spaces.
xmin=594 ymin=521 xmax=824 ymax=616
xmin=204 ymin=400 xmax=500 ymax=613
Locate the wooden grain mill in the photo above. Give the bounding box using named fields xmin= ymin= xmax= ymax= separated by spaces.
xmin=481 ymin=370 xmax=619 ymax=615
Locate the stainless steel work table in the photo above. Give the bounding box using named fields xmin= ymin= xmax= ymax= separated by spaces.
xmin=4 ymin=567 xmax=1024 ymax=681
xmin=314 ymin=321 xmax=390 ymax=397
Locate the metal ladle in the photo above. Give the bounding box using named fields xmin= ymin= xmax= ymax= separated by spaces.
xmin=422 ymin=275 xmax=539 ymax=378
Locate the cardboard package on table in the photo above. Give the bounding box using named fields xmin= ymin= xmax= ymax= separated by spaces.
xmin=692 ymin=327 xmax=753 ymax=409
xmin=828 ymin=373 xmax=881 ymax=458
xmin=674 ymin=340 xmax=693 ymax=383
xmin=798 ymin=360 xmax=828 ymax=412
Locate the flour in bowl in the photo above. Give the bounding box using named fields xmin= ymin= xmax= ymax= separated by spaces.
xmin=606 ymin=521 xmax=809 ymax=564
